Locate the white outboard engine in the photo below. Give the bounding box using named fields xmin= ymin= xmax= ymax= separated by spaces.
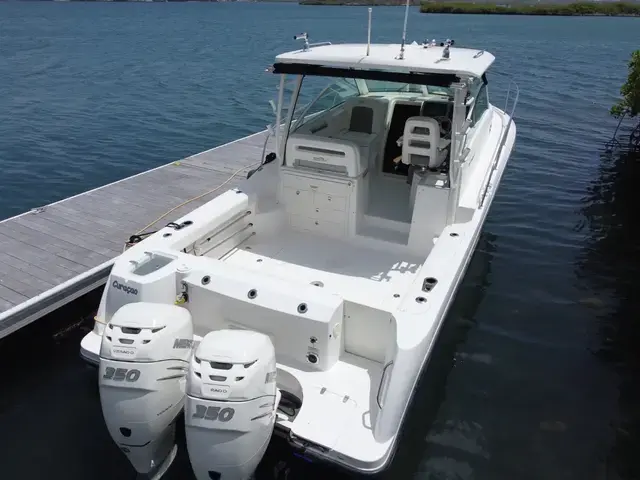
xmin=185 ymin=329 xmax=279 ymax=480
xmin=98 ymin=302 xmax=194 ymax=479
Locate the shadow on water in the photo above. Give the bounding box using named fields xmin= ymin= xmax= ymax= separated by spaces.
xmin=0 ymin=290 xmax=131 ymax=478
xmin=0 ymin=237 xmax=495 ymax=480
xmin=575 ymin=139 xmax=640 ymax=480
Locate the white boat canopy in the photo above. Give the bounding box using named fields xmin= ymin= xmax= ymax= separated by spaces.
xmin=274 ymin=42 xmax=495 ymax=80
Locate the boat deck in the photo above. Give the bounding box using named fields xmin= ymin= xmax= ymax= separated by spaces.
xmin=216 ymin=227 xmax=424 ymax=312
xmin=0 ymin=131 xmax=271 ymax=339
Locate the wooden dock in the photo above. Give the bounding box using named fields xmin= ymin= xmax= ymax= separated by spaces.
xmin=0 ymin=130 xmax=271 ymax=339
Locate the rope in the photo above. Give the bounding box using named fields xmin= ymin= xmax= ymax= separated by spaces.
xmin=129 ymin=129 xmax=273 ymax=243
xmin=133 ymin=160 xmax=262 ymax=238
xmin=99 ymin=154 xmax=268 ymax=324
xmin=121 ymin=159 xmax=263 ymax=253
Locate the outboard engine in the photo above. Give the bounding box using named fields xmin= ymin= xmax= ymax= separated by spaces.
xmin=98 ymin=302 xmax=194 ymax=479
xmin=185 ymin=329 xmax=279 ymax=480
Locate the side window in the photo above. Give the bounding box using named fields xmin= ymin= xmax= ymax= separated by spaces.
xmin=471 ymin=84 xmax=489 ymax=126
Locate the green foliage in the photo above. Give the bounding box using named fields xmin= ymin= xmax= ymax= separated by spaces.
xmin=611 ymin=50 xmax=640 ymax=119
xmin=418 ymin=1 xmax=640 ymax=16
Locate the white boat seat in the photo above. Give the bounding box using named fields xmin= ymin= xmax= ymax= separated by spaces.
xmin=286 ymin=133 xmax=366 ymax=178
xmin=336 ymin=103 xmax=376 ymax=148
xmin=401 ymin=116 xmax=449 ymax=169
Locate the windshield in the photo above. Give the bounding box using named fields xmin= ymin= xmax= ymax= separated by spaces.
xmin=291 ymin=76 xmax=360 ymax=132
xmin=363 ymin=80 xmax=452 ymax=97
xmin=287 ymin=74 xmax=456 ymax=136
xmin=363 ymin=80 xmax=424 ymax=94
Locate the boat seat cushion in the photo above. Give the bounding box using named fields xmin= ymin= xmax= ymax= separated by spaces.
xmin=401 ymin=116 xmax=448 ymax=169
xmin=286 ymin=133 xmax=366 ymax=178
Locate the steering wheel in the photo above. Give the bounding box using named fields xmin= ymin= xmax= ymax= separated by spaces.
xmin=435 ymin=116 xmax=452 ymax=137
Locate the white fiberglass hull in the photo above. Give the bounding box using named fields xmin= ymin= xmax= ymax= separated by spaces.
xmin=81 ymin=106 xmax=515 ymax=475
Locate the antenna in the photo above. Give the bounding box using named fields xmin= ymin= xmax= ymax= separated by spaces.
xmin=366 ymin=8 xmax=372 ymax=56
xmin=397 ymin=0 xmax=411 ymax=60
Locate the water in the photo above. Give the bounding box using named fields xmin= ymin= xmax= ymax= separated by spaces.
xmin=1 ymin=3 xmax=639 ymax=479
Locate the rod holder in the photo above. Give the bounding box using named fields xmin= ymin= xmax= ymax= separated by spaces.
xmin=293 ymin=32 xmax=310 ymax=51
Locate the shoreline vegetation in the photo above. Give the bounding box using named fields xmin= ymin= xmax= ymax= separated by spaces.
xmin=611 ymin=50 xmax=640 ymax=122
xmin=299 ymin=0 xmax=640 ymax=16
xmin=608 ymin=50 xmax=640 ymax=152
xmin=420 ymin=1 xmax=640 ymax=15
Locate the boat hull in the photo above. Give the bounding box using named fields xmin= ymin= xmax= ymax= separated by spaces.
xmin=80 ymin=106 xmax=516 ymax=476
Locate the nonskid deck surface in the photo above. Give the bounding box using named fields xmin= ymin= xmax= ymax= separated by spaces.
xmin=216 ymin=228 xmax=424 ymax=311
xmin=279 ymin=352 xmax=387 ymax=463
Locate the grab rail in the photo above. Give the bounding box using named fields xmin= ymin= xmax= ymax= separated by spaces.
xmin=217 ymin=231 xmax=257 ymax=260
xmin=477 ymin=78 xmax=519 ymax=208
xmin=203 ymin=224 xmax=254 ymax=258
xmin=190 ymin=210 xmax=252 ymax=255
xmin=376 ymin=361 xmax=394 ymax=409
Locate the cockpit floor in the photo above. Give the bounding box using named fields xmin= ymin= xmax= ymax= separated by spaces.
xmin=216 ymin=228 xmax=424 ymax=311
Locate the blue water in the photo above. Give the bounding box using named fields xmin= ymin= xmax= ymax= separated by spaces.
xmin=1 ymin=3 xmax=639 ymax=480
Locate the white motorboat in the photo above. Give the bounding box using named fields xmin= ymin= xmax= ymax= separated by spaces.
xmin=80 ymin=14 xmax=517 ymax=480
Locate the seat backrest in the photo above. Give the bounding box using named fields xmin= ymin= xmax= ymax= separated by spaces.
xmin=348 ymin=105 xmax=374 ymax=134
xmin=285 ymin=133 xmax=363 ymax=178
xmin=401 ymin=116 xmax=442 ymax=169
xmin=342 ymin=97 xmax=387 ymax=135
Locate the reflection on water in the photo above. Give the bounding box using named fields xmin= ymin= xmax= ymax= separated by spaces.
xmin=576 ymin=141 xmax=640 ymax=480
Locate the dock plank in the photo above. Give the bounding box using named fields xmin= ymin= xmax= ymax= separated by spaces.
xmin=0 ymin=233 xmax=89 ymax=275
xmin=0 ymin=251 xmax=71 ymax=285
xmin=0 ymin=262 xmax=56 ymax=298
xmin=0 ymin=285 xmax=28 ymax=307
xmin=185 ymin=145 xmax=265 ymax=173
xmin=12 ymin=215 xmax=123 ymax=256
xmin=0 ymin=220 xmax=115 ymax=268
xmin=0 ymin=131 xmax=268 ymax=338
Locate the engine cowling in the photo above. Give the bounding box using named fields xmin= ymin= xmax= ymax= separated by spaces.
xmin=185 ymin=329 xmax=278 ymax=480
xmin=98 ymin=302 xmax=194 ymax=478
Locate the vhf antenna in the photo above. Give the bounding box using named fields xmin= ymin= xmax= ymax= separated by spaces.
xmin=397 ymin=0 xmax=411 ymax=60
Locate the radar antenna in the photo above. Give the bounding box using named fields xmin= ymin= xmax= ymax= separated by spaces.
xmin=397 ymin=0 xmax=411 ymax=60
